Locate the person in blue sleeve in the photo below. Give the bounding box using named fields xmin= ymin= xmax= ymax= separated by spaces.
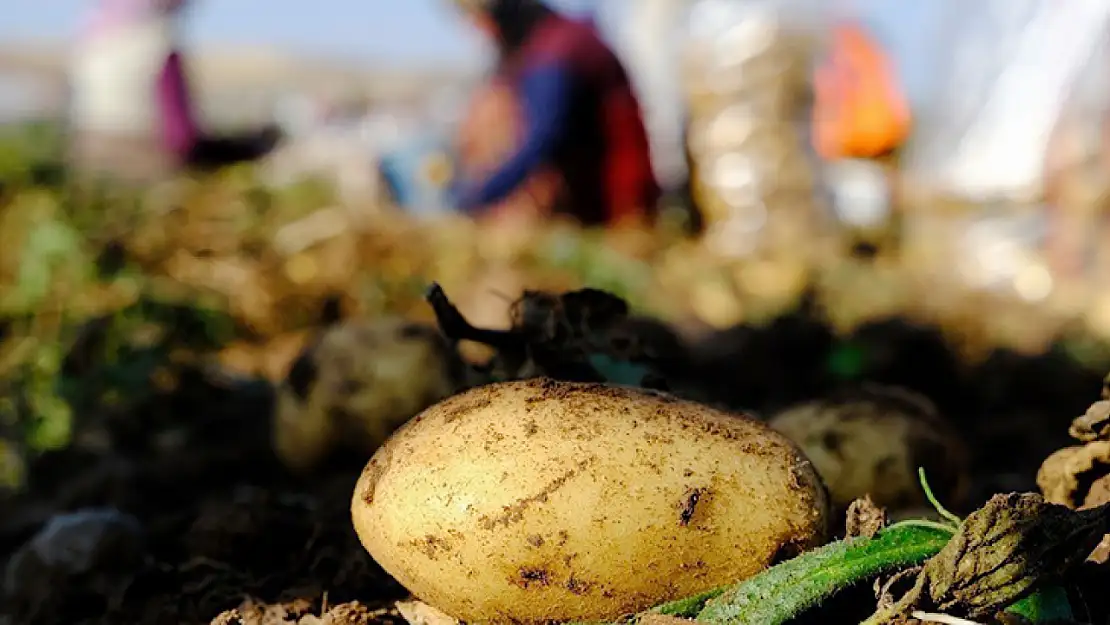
xmin=451 ymin=0 xmax=661 ymax=227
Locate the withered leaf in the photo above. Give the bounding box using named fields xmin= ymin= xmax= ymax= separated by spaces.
xmin=1068 ymin=400 xmax=1110 ymax=443
xmin=395 ymin=600 xmax=460 ymax=625
xmin=1091 ymin=534 xmax=1110 ymax=565
xmin=1037 ymin=441 xmax=1110 ymax=511
xmin=557 ymin=288 xmax=630 ymax=335
xmin=427 ymin=283 xmax=660 ymax=385
xmin=888 ymin=493 xmax=1110 ymax=620
xmin=847 ymin=495 xmax=889 ymax=539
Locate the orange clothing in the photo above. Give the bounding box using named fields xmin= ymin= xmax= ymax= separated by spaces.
xmin=813 ymin=21 xmax=911 ymax=160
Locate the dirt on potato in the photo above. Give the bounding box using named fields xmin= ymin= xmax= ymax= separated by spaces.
xmin=351 ymin=377 xmax=831 ymax=624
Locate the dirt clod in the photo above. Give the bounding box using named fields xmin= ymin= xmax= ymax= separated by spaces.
xmin=846 ymin=496 xmax=888 ymax=539
xmin=211 ymin=599 xmax=397 ymax=625
xmin=1069 ymin=400 xmax=1110 ymax=443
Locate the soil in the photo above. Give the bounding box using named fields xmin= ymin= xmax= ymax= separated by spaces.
xmin=0 ymin=312 xmax=1106 ymax=625
xmin=0 ymin=371 xmax=407 ymax=625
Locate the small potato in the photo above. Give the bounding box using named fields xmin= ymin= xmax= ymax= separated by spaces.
xmin=769 ymin=385 xmax=970 ymax=514
xmin=273 ymin=317 xmax=466 ymax=472
xmin=352 ymin=378 xmax=830 ymax=623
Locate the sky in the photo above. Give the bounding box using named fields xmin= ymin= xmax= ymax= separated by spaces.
xmin=0 ymin=0 xmax=605 ymax=67
xmin=0 ymin=0 xmax=931 ymax=66
xmin=0 ymin=0 xmax=939 ymax=122
xmin=0 ymin=0 xmax=936 ymax=83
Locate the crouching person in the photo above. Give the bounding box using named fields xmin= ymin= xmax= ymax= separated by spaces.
xmin=449 ymin=0 xmax=661 ymax=228
xmin=67 ymin=0 xmax=280 ymax=185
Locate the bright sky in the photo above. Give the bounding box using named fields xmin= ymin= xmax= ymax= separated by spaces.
xmin=0 ymin=0 xmax=938 ymax=120
xmin=1 ymin=0 xmax=606 ymax=66
xmin=2 ymin=0 xmax=929 ymax=67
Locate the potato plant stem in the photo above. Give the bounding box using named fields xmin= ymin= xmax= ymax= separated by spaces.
xmin=650 ymin=587 xmax=729 ymax=617
xmin=694 ymin=523 xmax=954 ymax=625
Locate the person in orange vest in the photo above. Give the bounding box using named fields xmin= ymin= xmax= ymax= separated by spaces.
xmin=812 ymin=19 xmax=912 ymax=161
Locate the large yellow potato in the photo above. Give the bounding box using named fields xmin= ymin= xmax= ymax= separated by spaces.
xmin=351 ymin=378 xmax=831 ymax=623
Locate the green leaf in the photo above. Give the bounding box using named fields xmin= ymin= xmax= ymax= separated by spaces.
xmin=13 ymin=217 xmax=91 ymax=311
xmin=1004 ymin=585 xmax=1074 ymax=623
xmin=825 ymin=342 xmax=866 ymax=380
xmin=26 ymin=393 xmax=72 ymax=451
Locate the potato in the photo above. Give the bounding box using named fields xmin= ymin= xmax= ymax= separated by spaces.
xmin=769 ymin=385 xmax=970 ymax=514
xmin=352 ymin=378 xmax=831 ymax=623
xmin=272 ymin=317 xmax=467 ymax=472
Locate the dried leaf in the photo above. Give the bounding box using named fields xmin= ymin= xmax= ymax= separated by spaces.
xmin=1090 ymin=534 xmax=1110 ymax=564
xmin=1037 ymin=441 xmax=1110 ymax=510
xmin=884 ymin=494 xmax=1110 ymax=621
xmin=1068 ymin=400 xmax=1110 ymax=443
xmin=395 ymin=600 xmax=459 ymax=625
xmin=874 ymin=567 xmax=922 ymax=612
xmin=425 ymin=283 xmax=673 ymax=387
xmin=848 ymin=496 xmax=890 ymax=539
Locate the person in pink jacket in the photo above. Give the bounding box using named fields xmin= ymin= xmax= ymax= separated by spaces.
xmin=68 ymin=0 xmax=279 ymax=182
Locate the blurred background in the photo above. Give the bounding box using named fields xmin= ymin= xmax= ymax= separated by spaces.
xmin=0 ymin=0 xmax=930 ymax=122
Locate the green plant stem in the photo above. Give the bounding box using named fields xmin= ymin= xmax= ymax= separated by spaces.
xmin=650 ymin=586 xmax=729 ymax=618
xmin=917 ymin=467 xmax=963 ymax=526
xmin=695 ymin=523 xmax=954 ymax=625
xmin=892 ymin=519 xmax=960 ymax=534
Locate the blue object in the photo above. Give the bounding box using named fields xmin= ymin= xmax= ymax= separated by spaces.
xmin=455 ymin=63 xmax=572 ymax=210
xmin=587 ymin=353 xmax=655 ymax=387
xmin=378 ymin=131 xmax=459 ymax=217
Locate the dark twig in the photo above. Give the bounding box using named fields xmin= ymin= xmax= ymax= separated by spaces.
xmin=424 ymin=283 xmax=521 ymax=352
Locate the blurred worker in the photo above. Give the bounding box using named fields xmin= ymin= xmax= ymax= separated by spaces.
xmin=450 ymin=0 xmax=661 ymax=227
xmin=812 ymin=19 xmax=911 ymax=162
xmin=612 ymin=0 xmax=690 ymax=194
xmin=68 ymin=0 xmax=280 ymax=183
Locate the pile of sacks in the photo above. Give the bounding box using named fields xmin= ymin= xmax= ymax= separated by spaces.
xmin=681 ymin=0 xmax=829 ymax=260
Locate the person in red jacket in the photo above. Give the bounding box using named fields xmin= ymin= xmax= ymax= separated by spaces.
xmin=451 ymin=0 xmax=661 ymax=227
